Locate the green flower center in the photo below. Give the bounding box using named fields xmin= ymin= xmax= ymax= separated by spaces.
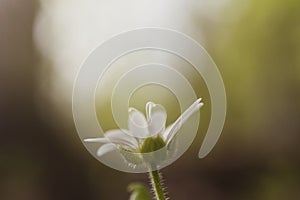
xmin=140 ymin=135 xmax=166 ymax=153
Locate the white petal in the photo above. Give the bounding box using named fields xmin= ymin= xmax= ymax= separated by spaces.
xmin=146 ymin=102 xmax=155 ymax=120
xmin=84 ymin=138 xmax=109 ymax=143
xmin=128 ymin=107 xmax=149 ymax=138
xmin=162 ymin=123 xmax=173 ymax=141
xmin=165 ymin=98 xmax=204 ymax=144
xmin=146 ymin=102 xmax=167 ymax=136
xmin=105 ymin=129 xmax=138 ymax=149
xmin=97 ymin=143 xmax=116 ymax=157
xmin=180 ymin=98 xmax=203 ymax=122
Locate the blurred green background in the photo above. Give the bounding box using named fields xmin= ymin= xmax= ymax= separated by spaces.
xmin=1 ymin=0 xmax=299 ymax=199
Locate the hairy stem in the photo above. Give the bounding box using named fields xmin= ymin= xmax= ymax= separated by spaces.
xmin=149 ymin=169 xmax=167 ymax=200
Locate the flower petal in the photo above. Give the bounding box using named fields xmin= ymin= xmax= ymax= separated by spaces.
xmin=84 ymin=138 xmax=109 ymax=143
xmin=162 ymin=123 xmax=173 ymax=141
xmin=146 ymin=102 xmax=155 ymax=120
xmin=97 ymin=143 xmax=116 ymax=157
xmin=128 ymin=107 xmax=149 ymax=138
xmin=105 ymin=129 xmax=138 ymax=149
xmin=146 ymin=102 xmax=167 ymax=136
xmin=164 ymin=98 xmax=204 ymax=144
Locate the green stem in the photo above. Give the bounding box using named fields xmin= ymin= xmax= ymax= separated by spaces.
xmin=149 ymin=170 xmax=167 ymax=200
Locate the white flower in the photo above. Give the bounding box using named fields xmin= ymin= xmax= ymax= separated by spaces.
xmin=84 ymin=98 xmax=203 ymax=162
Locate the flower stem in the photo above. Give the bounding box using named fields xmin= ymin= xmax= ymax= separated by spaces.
xmin=149 ymin=169 xmax=167 ymax=200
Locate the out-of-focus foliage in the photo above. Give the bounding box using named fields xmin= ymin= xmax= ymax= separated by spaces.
xmin=202 ymin=0 xmax=300 ymax=199
xmin=128 ymin=183 xmax=152 ymax=200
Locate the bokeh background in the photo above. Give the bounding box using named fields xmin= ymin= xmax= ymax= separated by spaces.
xmin=1 ymin=0 xmax=299 ymax=199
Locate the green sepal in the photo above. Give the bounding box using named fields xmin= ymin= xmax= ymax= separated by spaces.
xmin=118 ymin=146 xmax=144 ymax=166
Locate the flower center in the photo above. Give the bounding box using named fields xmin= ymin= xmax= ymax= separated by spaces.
xmin=140 ymin=135 xmax=166 ymax=153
